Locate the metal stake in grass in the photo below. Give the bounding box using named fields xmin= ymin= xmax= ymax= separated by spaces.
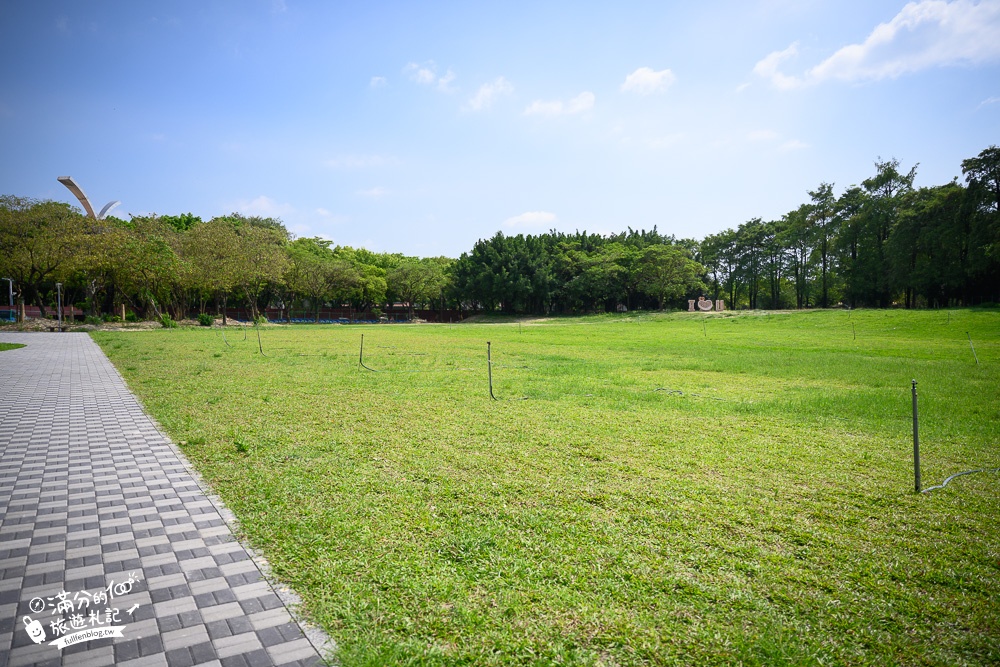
xmin=487 ymin=341 xmax=497 ymax=400
xmin=255 ymin=321 xmax=267 ymax=356
xmin=852 ymin=322 xmax=856 ymax=340
xmin=912 ymin=379 xmax=921 ymax=493
xmin=359 ymin=333 xmax=378 ymax=371
xmin=966 ymin=332 xmax=979 ymax=365
xmin=702 ymin=319 xmax=707 ymax=337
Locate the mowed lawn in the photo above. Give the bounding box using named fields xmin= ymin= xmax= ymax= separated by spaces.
xmin=92 ymin=309 xmax=1000 ymax=666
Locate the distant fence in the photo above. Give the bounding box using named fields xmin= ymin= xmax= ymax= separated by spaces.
xmin=220 ymin=306 xmax=470 ymax=324
xmin=6 ymin=305 xmax=84 ymax=321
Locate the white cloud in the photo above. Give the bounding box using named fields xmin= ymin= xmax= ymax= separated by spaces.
xmin=524 ymin=91 xmax=595 ymax=117
xmin=755 ymin=0 xmax=1000 ymax=89
xmin=325 ymin=154 xmax=400 ymax=169
xmin=620 ymin=67 xmax=677 ymax=95
xmin=753 ymin=42 xmax=803 ymax=90
xmin=239 ymin=195 xmax=295 ymax=218
xmin=977 ymin=95 xmax=1000 ymax=107
xmin=465 ymin=77 xmax=514 ymax=111
xmin=503 ymin=211 xmax=557 ymax=228
xmin=271 ymin=0 xmax=287 ymax=13
xmin=403 ymin=61 xmax=457 ymax=92
xmin=735 ymin=82 xmax=751 ymax=93
xmin=404 ymin=62 xmax=436 ymax=84
xmin=747 ymin=129 xmax=779 ymax=141
xmin=369 ymin=76 xmax=387 ymax=88
xmin=357 ymin=187 xmax=388 ymax=198
xmin=436 ymin=69 xmax=456 ymax=92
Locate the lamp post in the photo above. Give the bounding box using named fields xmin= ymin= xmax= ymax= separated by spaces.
xmin=56 ymin=282 xmax=63 ymax=331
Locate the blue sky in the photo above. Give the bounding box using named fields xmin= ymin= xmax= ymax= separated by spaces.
xmin=1 ymin=1 xmax=998 ymax=257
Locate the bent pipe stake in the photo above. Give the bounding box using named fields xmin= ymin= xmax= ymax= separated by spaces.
xmin=487 ymin=341 xmax=497 ymax=400
xmin=912 ymin=380 xmax=920 ymax=493
xmin=359 ymin=333 xmax=379 ymax=372
xmin=220 ymin=326 xmax=233 ymax=348
xmin=967 ymin=332 xmax=979 ymax=365
xmin=255 ymin=321 xmax=267 ymax=356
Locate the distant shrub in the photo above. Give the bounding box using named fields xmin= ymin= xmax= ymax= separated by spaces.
xmin=254 ymin=315 xmax=268 ymax=325
xmin=84 ymin=315 xmax=103 ymax=326
xmin=159 ymin=314 xmax=178 ymax=328
xmin=125 ymin=312 xmax=139 ymax=322
xmin=197 ymin=313 xmax=214 ymax=326
xmin=102 ymin=314 xmax=122 ymax=323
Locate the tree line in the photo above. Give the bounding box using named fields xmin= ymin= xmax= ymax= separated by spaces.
xmin=1 ymin=146 xmax=997 ymax=321
xmin=0 ymin=205 xmax=452 ymax=322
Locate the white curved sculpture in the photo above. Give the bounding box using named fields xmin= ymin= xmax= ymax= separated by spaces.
xmin=57 ymin=176 xmax=119 ymax=220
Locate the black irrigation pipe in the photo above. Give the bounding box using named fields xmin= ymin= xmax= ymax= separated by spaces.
xmin=921 ymin=467 xmax=1000 ymax=494
xmin=655 ymin=387 xmax=728 ymax=402
xmin=359 ymin=334 xmax=476 ymax=373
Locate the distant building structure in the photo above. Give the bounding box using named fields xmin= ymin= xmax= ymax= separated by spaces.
xmin=57 ymin=176 xmax=120 ymax=220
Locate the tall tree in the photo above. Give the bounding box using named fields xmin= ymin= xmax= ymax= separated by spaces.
xmin=635 ymin=244 xmax=705 ymax=310
xmin=0 ymin=196 xmax=85 ymax=315
xmin=808 ymin=182 xmax=837 ymax=307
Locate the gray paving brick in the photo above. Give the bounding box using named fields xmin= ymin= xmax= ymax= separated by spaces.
xmin=0 ymin=333 xmax=329 ymax=666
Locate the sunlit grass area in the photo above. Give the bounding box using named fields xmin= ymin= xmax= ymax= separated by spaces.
xmin=92 ymin=309 xmax=1000 ymax=666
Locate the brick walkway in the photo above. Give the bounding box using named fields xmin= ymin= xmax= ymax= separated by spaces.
xmin=0 ymin=333 xmax=332 ymax=667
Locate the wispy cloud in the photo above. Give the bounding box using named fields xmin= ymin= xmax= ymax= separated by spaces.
xmin=465 ymin=77 xmax=514 ymax=111
xmin=524 ymin=92 xmax=595 ymax=117
xmin=503 ymin=211 xmax=557 ymax=228
xmin=755 ymin=0 xmax=1000 ymax=89
xmin=369 ymin=76 xmax=387 ymax=88
xmin=238 ymin=195 xmax=295 ymax=218
xmin=326 ymin=154 xmax=400 ymax=169
xmin=977 ymin=95 xmax=1000 ymax=108
xmin=753 ymin=42 xmax=803 ymax=90
xmin=404 ymin=61 xmax=457 ymax=92
xmin=357 ymin=187 xmax=388 ymax=198
xmin=620 ymin=67 xmax=676 ymax=95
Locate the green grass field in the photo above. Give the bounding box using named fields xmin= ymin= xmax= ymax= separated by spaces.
xmin=92 ymin=309 xmax=1000 ymax=666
